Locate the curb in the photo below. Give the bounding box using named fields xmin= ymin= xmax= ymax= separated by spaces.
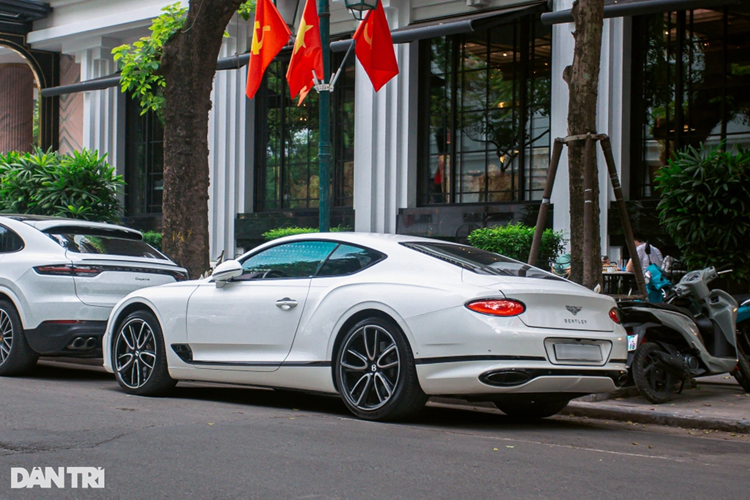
xmin=564 ymin=400 xmax=750 ymax=434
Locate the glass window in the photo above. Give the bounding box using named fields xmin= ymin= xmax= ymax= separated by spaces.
xmin=401 ymin=241 xmax=561 ymax=280
xmin=125 ymin=99 xmax=164 ymax=215
xmin=631 ymin=5 xmax=750 ymax=198
xmin=316 ymin=244 xmax=385 ymax=277
xmin=418 ymin=16 xmax=552 ymax=205
xmin=0 ymin=225 xmax=24 ymax=253
xmin=240 ymin=241 xmax=338 ymax=279
xmin=255 ymin=50 xmax=355 ymax=211
xmin=44 ymin=228 xmax=167 ymax=259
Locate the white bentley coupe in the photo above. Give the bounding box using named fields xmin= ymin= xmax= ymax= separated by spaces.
xmin=103 ymin=233 xmax=628 ymax=421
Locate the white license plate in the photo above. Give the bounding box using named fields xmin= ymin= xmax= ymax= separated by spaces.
xmin=554 ymin=343 xmax=603 ymax=362
xmin=627 ymin=334 xmax=639 ymax=352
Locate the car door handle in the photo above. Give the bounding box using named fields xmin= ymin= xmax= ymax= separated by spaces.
xmin=276 ymin=298 xmax=298 ymax=310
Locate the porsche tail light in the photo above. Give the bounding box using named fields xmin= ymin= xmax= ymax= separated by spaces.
xmin=466 ymin=299 xmax=525 ymax=317
xmin=609 ymin=307 xmax=621 ymax=324
xmin=171 ymin=270 xmax=189 ymax=281
xmin=34 ymin=265 xmax=103 ymax=277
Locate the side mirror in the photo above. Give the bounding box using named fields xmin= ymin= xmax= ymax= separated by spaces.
xmin=211 ymin=260 xmax=243 ymax=288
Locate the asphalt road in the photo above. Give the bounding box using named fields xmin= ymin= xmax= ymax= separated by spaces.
xmin=1 ymin=361 xmax=748 ymax=500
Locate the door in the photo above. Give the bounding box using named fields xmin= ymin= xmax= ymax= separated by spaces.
xmin=186 ymin=240 xmax=338 ymax=371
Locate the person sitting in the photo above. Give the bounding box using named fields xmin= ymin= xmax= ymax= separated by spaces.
xmin=626 ymin=235 xmax=663 ymax=275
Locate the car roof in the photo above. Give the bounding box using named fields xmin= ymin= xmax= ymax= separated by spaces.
xmin=0 ymin=214 xmax=142 ymax=237
xmin=264 ymin=231 xmax=460 ymax=253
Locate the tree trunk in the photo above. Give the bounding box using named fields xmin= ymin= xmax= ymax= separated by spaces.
xmin=563 ymin=0 xmax=604 ymax=288
xmin=160 ymin=0 xmax=243 ymax=278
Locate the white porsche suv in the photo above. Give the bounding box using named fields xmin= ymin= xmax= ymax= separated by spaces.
xmin=0 ymin=215 xmax=187 ymax=375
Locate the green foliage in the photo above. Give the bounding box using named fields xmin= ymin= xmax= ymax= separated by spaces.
xmin=262 ymin=226 xmax=351 ymax=241
xmin=112 ymin=1 xmax=256 ymax=116
xmin=141 ymin=230 xmax=163 ymax=251
xmin=655 ymin=143 xmax=750 ymax=279
xmin=0 ymin=148 xmax=124 ymax=222
xmin=112 ymin=3 xmax=187 ymax=117
xmin=468 ymin=223 xmax=565 ymax=268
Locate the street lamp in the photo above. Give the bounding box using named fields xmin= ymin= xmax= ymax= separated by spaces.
xmin=343 ymin=0 xmax=379 ymax=20
xmin=316 ymin=0 xmax=377 ymax=231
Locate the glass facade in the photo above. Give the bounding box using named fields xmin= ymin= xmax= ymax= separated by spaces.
xmin=125 ymin=99 xmax=164 ymax=215
xmin=418 ymin=15 xmax=552 ymax=205
xmin=631 ymin=4 xmax=750 ymax=198
xmin=254 ymin=50 xmax=355 ymax=211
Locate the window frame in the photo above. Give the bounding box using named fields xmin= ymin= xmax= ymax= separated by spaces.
xmin=125 ymin=97 xmax=164 ymax=216
xmin=416 ymin=14 xmax=552 ymax=206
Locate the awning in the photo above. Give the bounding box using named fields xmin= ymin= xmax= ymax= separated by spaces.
xmin=541 ymin=0 xmax=741 ymax=25
xmin=42 ymin=1 xmax=546 ymax=97
xmin=0 ymin=0 xmax=52 ymax=35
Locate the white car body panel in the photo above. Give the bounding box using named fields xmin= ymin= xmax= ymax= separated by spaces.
xmin=103 ymin=232 xmax=627 ymax=399
xmin=0 ymin=215 xmax=186 ymax=356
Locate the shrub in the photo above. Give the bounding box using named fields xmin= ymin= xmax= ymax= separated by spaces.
xmin=262 ymin=225 xmax=351 ymax=241
xmin=141 ymin=231 xmax=162 ymax=251
xmin=655 ymin=143 xmax=750 ymax=279
xmin=468 ymin=223 xmax=565 ymax=268
xmin=0 ymin=148 xmax=124 ymax=223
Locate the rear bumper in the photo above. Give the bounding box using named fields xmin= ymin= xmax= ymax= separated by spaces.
xmin=24 ymin=321 xmax=107 ymax=355
xmin=416 ymin=360 xmax=627 ymax=396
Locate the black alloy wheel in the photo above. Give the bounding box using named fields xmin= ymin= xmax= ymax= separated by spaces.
xmin=113 ymin=310 xmax=175 ymax=396
xmin=0 ymin=300 xmax=37 ymax=376
xmin=335 ymin=316 xmax=427 ymax=421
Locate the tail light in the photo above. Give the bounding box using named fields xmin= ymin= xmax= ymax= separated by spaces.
xmin=609 ymin=307 xmax=621 ymax=324
xmin=466 ymin=299 xmax=525 ymax=317
xmin=171 ymin=270 xmax=189 ymax=282
xmin=34 ymin=265 xmax=103 ymax=277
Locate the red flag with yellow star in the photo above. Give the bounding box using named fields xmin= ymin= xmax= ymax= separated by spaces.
xmin=285 ymin=0 xmax=323 ymax=105
xmin=246 ymin=0 xmax=291 ymax=100
xmin=353 ymin=1 xmax=398 ymax=92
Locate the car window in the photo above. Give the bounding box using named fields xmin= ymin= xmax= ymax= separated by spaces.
xmin=401 ymin=242 xmax=563 ymax=280
xmin=0 ymin=225 xmax=24 ymax=253
xmin=240 ymin=241 xmax=338 ymax=279
xmin=44 ymin=229 xmax=167 ymax=260
xmin=316 ymin=244 xmax=384 ymax=277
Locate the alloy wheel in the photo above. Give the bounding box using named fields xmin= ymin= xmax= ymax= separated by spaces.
xmin=339 ymin=324 xmax=401 ymax=411
xmin=114 ymin=318 xmax=157 ymax=389
xmin=0 ymin=309 xmax=13 ymax=365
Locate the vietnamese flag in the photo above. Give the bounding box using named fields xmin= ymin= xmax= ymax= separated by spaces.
xmin=245 ymin=0 xmax=292 ymax=100
xmin=286 ymin=0 xmax=324 ymax=105
xmin=352 ymin=1 xmax=398 ymax=92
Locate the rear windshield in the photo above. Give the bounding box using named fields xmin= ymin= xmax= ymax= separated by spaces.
xmin=44 ymin=228 xmax=167 ymax=260
xmin=401 ymin=242 xmax=562 ymax=280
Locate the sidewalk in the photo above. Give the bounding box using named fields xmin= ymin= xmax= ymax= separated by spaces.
xmin=565 ymin=375 xmax=750 ymax=433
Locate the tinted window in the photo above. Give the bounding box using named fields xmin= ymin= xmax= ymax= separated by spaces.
xmin=402 ymin=242 xmax=562 ymax=280
xmin=0 ymin=225 xmax=24 ymax=253
xmin=240 ymin=241 xmax=338 ymax=279
xmin=45 ymin=232 xmax=166 ymax=259
xmin=316 ymin=244 xmax=384 ymax=277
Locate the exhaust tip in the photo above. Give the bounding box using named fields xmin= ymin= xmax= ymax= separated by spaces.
xmin=479 ymin=370 xmax=532 ymax=387
xmin=70 ymin=337 xmax=85 ymax=349
xmin=84 ymin=337 xmax=97 ymax=350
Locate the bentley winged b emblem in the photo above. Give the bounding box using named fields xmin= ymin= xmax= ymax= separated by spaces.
xmin=565 ymin=305 xmax=582 ymax=316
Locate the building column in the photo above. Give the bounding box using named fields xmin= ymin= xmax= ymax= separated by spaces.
xmin=71 ymin=37 xmax=124 ymax=177
xmin=549 ymin=0 xmax=630 ymax=259
xmin=353 ymin=0 xmax=417 ymax=234
xmin=207 ymin=16 xmax=250 ymax=260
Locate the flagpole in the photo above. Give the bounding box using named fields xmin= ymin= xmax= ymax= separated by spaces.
xmin=317 ymin=0 xmax=331 ymax=232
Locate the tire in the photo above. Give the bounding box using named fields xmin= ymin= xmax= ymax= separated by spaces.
xmin=733 ymin=322 xmax=750 ymax=392
xmin=334 ymin=316 xmax=427 ymax=421
xmin=112 ymin=310 xmax=175 ymax=396
xmin=493 ymin=397 xmax=570 ymax=419
xmin=632 ymin=342 xmax=676 ymax=404
xmin=0 ymin=300 xmax=38 ymax=376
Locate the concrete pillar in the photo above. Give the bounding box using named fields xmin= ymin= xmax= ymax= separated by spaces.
xmin=353 ymin=0 xmax=417 ymax=233
xmin=0 ymin=64 xmax=36 ymax=153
